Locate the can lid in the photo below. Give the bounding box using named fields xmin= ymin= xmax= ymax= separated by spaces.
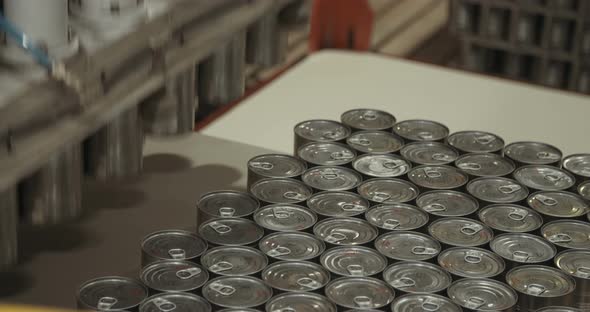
xmin=527 ymin=191 xmax=590 ymax=218
xmin=400 ymin=142 xmax=458 ymax=166
xmin=541 ymin=220 xmax=590 ymax=250
xmin=504 ymin=141 xmax=562 ymax=165
xmin=383 ymin=261 xmax=452 ymax=294
xmin=478 ymin=204 xmax=543 ymax=233
xmin=259 ymin=232 xmax=325 ymax=261
xmin=490 ymin=233 xmax=556 ymax=264
xmin=139 ymin=292 xmax=211 ymax=312
xmin=254 ymin=204 xmax=317 ymax=232
xmin=198 ymin=218 xmax=264 ymax=246
xmin=391 ymin=294 xmax=463 ymax=312
xmin=201 ymin=246 xmax=268 ymax=276
xmin=393 ymin=120 xmax=449 ymax=142
xmin=198 ymin=191 xmax=259 ymax=219
xmin=514 ymin=165 xmax=575 ymax=191
xmin=346 ymin=130 xmax=404 ymax=154
xmin=313 ymin=218 xmax=378 ymax=246
xmin=217 ymin=309 xmax=261 ymax=312
xmin=447 ymin=278 xmax=517 ymax=311
xmin=266 ymin=292 xmax=336 ymax=312
xmin=357 ymin=178 xmax=419 ymax=204
xmin=302 ymin=166 xmax=362 ymax=191
xmin=248 ymin=154 xmax=307 ymax=179
xmin=365 ymin=203 xmax=429 ymax=231
xmin=294 ymin=120 xmax=351 ymax=142
xmin=250 ymin=178 xmax=312 ymax=204
xmin=352 ymin=154 xmax=411 ymax=178
xmin=555 ymin=249 xmax=590 ymax=280
xmin=320 ymin=246 xmax=388 ymax=277
xmin=416 ymin=190 xmax=479 ymax=217
xmin=262 ymin=261 xmax=330 ymax=292
xmin=141 ymin=230 xmax=208 ymax=262
xmin=578 ymin=180 xmax=590 ymax=201
xmin=466 ymin=177 xmax=529 ymax=204
xmin=562 ymin=154 xmax=590 ymax=178
xmin=77 ymin=276 xmax=148 ymax=311
xmin=428 ymin=218 xmax=494 ymax=247
xmin=438 ymin=247 xmax=505 ymax=279
xmin=140 ymin=260 xmax=209 ymax=292
xmin=203 ymin=276 xmax=272 ymax=308
xmin=307 ymin=191 xmax=369 ymax=218
xmin=341 ymin=109 xmax=397 ymax=131
xmin=506 ymin=265 xmax=576 ymax=297
xmin=536 ymin=307 xmax=583 ymax=312
xmin=297 ymin=142 xmax=356 ymax=166
xmin=375 ymin=231 xmax=441 ymax=262
xmin=408 ymin=165 xmax=469 ymax=190
xmin=325 ymin=277 xmax=395 ymax=309
xmin=447 ymin=131 xmax=505 ymax=154
xmin=455 ymin=153 xmax=515 ymax=177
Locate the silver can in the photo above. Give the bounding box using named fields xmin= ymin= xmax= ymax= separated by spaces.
xmin=352 ymin=154 xmax=411 ymax=178
xmin=0 ymin=186 xmax=17 ymax=268
xmin=416 ymin=190 xmax=479 ymax=218
xmin=307 ymin=191 xmax=370 ymax=219
xmin=259 ymin=232 xmax=325 ymax=262
xmin=365 ymin=203 xmax=429 ymax=232
xmin=139 ymin=292 xmax=211 ymax=312
xmin=383 ymin=261 xmax=452 ymax=294
xmin=428 ymin=217 xmax=494 ymax=248
xmin=140 ymin=260 xmax=209 ymax=294
xmin=438 ymin=247 xmax=505 ymax=279
xmin=504 ymin=141 xmax=562 ymax=167
xmin=201 ymin=246 xmax=268 ymax=277
xmin=490 ymin=233 xmax=557 ymax=270
xmin=357 ymin=178 xmax=420 ymax=204
xmin=541 ymin=220 xmax=590 ymax=250
xmin=247 ymin=154 xmax=307 ymax=189
xmin=478 ymin=204 xmax=543 ymax=234
xmin=203 ymin=276 xmax=272 ymax=309
xmin=253 ymin=204 xmax=317 ymax=233
xmin=527 ymin=191 xmax=590 ymax=220
xmin=407 ymin=165 xmax=469 ymax=191
xmin=265 ymin=292 xmax=336 ymax=312
xmin=197 ymin=191 xmax=259 ymax=227
xmin=400 ymin=141 xmax=458 ymax=166
xmin=554 ymin=249 xmax=590 ymax=311
xmin=297 ymin=142 xmax=356 ymax=167
xmin=346 ymin=130 xmax=404 ymax=155
xmin=262 ymin=261 xmax=330 ymax=292
xmin=341 ymin=108 xmax=397 ymax=132
xmin=562 ymin=154 xmax=590 ymax=183
xmin=249 ymin=178 xmax=312 ymax=206
xmin=141 ymin=230 xmax=208 ymax=267
xmin=514 ymin=165 xmax=576 ymax=192
xmin=313 ymin=218 xmax=378 ymax=246
xmin=391 ymin=293 xmax=462 ymax=312
xmin=375 ymin=231 xmax=441 ymax=262
xmin=325 ymin=277 xmax=396 ymax=310
xmin=455 ymin=153 xmax=515 ymax=178
xmin=293 ymin=119 xmax=351 ymax=153
xmin=218 ymin=309 xmax=261 ymax=312
xmin=198 ymin=218 xmax=264 ymax=247
xmin=77 ymin=276 xmax=148 ymax=311
xmin=536 ymin=307 xmax=582 ymax=312
xmin=447 ymin=130 xmax=505 ymax=155
xmin=447 ymin=278 xmax=517 ymax=311
xmin=393 ymin=120 xmax=450 ymax=142
xmin=320 ymin=246 xmax=388 ymax=277
xmin=466 ymin=177 xmax=529 ymax=205
xmin=301 ymin=166 xmax=362 ymax=192
xmin=579 ymin=180 xmax=590 ymax=201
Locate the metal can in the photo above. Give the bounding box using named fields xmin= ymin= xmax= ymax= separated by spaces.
xmin=346 ymin=130 xmax=404 ymax=155
xmin=428 ymin=217 xmax=494 ymax=248
xmin=313 ymin=218 xmax=378 ymax=246
xmin=325 ymin=277 xmax=396 ymax=310
xmin=203 ymin=276 xmax=272 ymax=309
xmin=391 ymin=293 xmax=462 ymax=312
xmin=416 ymin=190 xmax=479 ymax=219
xmin=438 ymin=247 xmax=506 ymax=279
xmin=253 ymin=204 xmax=317 ymax=233
xmin=265 ymin=292 xmax=336 ymax=312
xmin=198 ymin=218 xmax=264 ymax=247
xmin=455 ymin=153 xmax=515 ymax=178
xmin=141 ymin=230 xmax=208 ymax=267
xmin=365 ymin=203 xmax=429 ymax=232
xmin=247 ymin=154 xmax=307 ymax=189
xmin=407 ymin=165 xmax=469 ymax=191
xmin=490 ymin=233 xmax=557 ymax=270
xmin=375 ymin=231 xmax=441 ymax=262
xmin=293 ymin=119 xmax=351 ymax=153
xmin=506 ymin=265 xmax=577 ymax=311
xmin=249 ymin=178 xmax=312 ymax=206
xmin=341 ymin=108 xmax=397 ymax=132
xmin=504 ymin=141 xmax=562 ymax=167
xmin=466 ymin=177 xmax=529 ymax=205
xmin=297 ymin=142 xmax=356 ymax=167
xmin=447 ymin=278 xmax=518 ymax=311
xmin=301 ymin=166 xmax=362 ymax=192
xmin=514 ymin=165 xmax=576 ymax=192
xmin=357 ymin=178 xmax=420 ymax=204
xmin=262 ymin=261 xmax=330 ymax=292
xmin=383 ymin=261 xmax=452 ymax=294
xmin=320 ymin=246 xmax=388 ymax=277
xmin=447 ymin=130 xmax=505 ymax=155
xmin=307 ymin=191 xmax=369 ymax=219
xmin=536 ymin=307 xmax=582 ymax=312
xmin=352 ymin=154 xmax=411 ymax=178
xmin=579 ymin=180 xmax=590 ymax=201
xmin=554 ymin=249 xmax=590 ymax=311
xmin=140 ymin=260 xmax=209 ymax=294
xmin=197 ymin=191 xmax=259 ymax=227
xmin=478 ymin=204 xmax=543 ymax=234
xmin=201 ymin=246 xmax=268 ymax=277
xmin=218 ymin=309 xmax=261 ymax=312
xmin=562 ymin=154 xmax=590 ymax=184
xmin=400 ymin=142 xmax=458 ymax=166
xmin=77 ymin=276 xmax=148 ymax=311
xmin=393 ymin=120 xmax=449 ymax=142
xmin=259 ymin=232 xmax=326 ymax=262
xmin=139 ymin=292 xmax=211 ymax=312
xmin=527 ymin=191 xmax=590 ymax=220
xmin=541 ymin=220 xmax=590 ymax=250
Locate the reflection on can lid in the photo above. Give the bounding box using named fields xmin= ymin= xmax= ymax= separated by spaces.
xmin=218 ymin=309 xmax=260 ymax=312
xmin=313 ymin=218 xmax=378 ymax=246
xmin=139 ymin=292 xmax=211 ymax=312
xmin=514 ymin=165 xmax=575 ymax=191
xmin=254 ymin=204 xmax=317 ymax=232
xmin=400 ymin=141 xmax=458 ymax=166
xmin=142 ymin=230 xmax=208 ymax=262
xmin=198 ymin=191 xmax=259 ymax=219
xmin=393 ymin=120 xmax=449 ymax=142
xmin=455 ymin=153 xmax=515 ymax=177
xmin=447 ymin=131 xmax=505 ymax=154
xmin=478 ymin=204 xmax=543 ymax=233
xmin=504 ymin=141 xmax=562 ymax=165
xmin=302 ymin=166 xmax=363 ymax=191
xmin=541 ymin=220 xmax=590 ymax=250
xmin=262 ymin=261 xmax=330 ymax=292
xmin=428 ymin=217 xmax=494 ymax=247
xmin=320 ymin=246 xmax=388 ymax=277
xmin=536 ymin=307 xmax=583 ymax=312
xmin=527 ymin=191 xmax=590 ymax=218
xmin=341 ymin=109 xmax=397 ymax=131
xmin=467 ymin=177 xmax=529 ymax=204
xmin=375 ymin=231 xmax=441 ymax=262
xmin=201 ymin=246 xmax=268 ymax=276
xmin=365 ymin=203 xmax=429 ymax=231
xmin=506 ymin=265 xmax=576 ymax=297
xmin=555 ymin=249 xmax=590 ymax=280
xmin=266 ymin=292 xmax=337 ymax=312
xmin=307 ymin=191 xmax=369 ymax=218
xmin=259 ymin=232 xmax=325 ymax=261
xmin=202 ymin=276 xmax=272 ymax=308
xmin=391 ymin=294 xmax=463 ymax=312
xmin=325 ymin=277 xmax=395 ymax=309
xmin=346 ymin=130 xmax=404 ymax=154
xmin=417 ymin=190 xmax=479 ymax=217
xmin=352 ymin=154 xmax=411 ymax=178
xmin=438 ymin=247 xmax=505 ymax=279
xmin=447 ymin=278 xmax=517 ymax=311
xmin=562 ymin=154 xmax=590 ymax=178
xmin=357 ymin=178 xmax=419 ymax=204
xmin=248 ymin=154 xmax=307 ymax=179
xmin=297 ymin=142 xmax=356 ymax=166
xmin=383 ymin=261 xmax=452 ymax=294
xmin=250 ymin=178 xmax=312 ymax=204
xmin=77 ymin=276 xmax=148 ymax=311
xmin=198 ymin=218 xmax=264 ymax=246
xmin=408 ymin=165 xmax=469 ymax=190
xmin=579 ymin=180 xmax=590 ymax=201
xmin=490 ymin=233 xmax=556 ymax=264
xmin=140 ymin=260 xmax=209 ymax=292
xmin=294 ymin=120 xmax=351 ymax=142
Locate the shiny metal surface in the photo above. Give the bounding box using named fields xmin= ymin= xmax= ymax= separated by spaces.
xmin=246 ymin=12 xmax=286 ymax=67
xmin=198 ymin=218 xmax=264 ymax=247
xmin=514 ymin=165 xmax=576 ymax=192
xmin=203 ymin=276 xmax=272 ymax=309
xmin=352 ymin=154 xmax=411 ymax=178
xmin=140 ymin=292 xmax=212 ymax=312
xmin=527 ymin=191 xmax=590 ymax=219
xmin=297 ymin=142 xmax=356 ymax=167
xmin=259 ymin=232 xmax=325 ymax=261
xmin=307 ymin=191 xmax=369 ymax=218
xmin=0 ymin=186 xmax=17 ymax=268
xmin=455 ymin=153 xmax=515 ymax=177
xmin=247 ymin=154 xmax=306 ymax=188
xmin=541 ymin=220 xmax=590 ymax=250
xmin=250 ymin=178 xmax=312 ymax=205
xmin=554 ymin=250 xmax=590 ymax=311
xmin=375 ymin=231 xmax=441 ymax=262
xmin=490 ymin=233 xmax=556 ymax=267
xmin=562 ymin=154 xmax=590 ymax=181
xmin=357 ymin=178 xmax=419 ymax=204
xmin=438 ymin=247 xmax=505 ymax=279
xmin=320 ymin=246 xmax=387 ymax=277
xmin=428 ymin=217 xmax=494 ymax=247
xmin=262 ymin=261 xmax=330 ymax=292
xmin=578 ymin=180 xmax=590 ymax=201
xmin=197 ymin=190 xmax=259 ymax=226
xmin=77 ymin=276 xmax=148 ymax=311
xmin=365 ymin=203 xmax=429 ymax=231
xmin=313 ymin=218 xmax=378 ymax=246
xmin=254 ymin=204 xmax=317 ymax=232
xmin=383 ymin=261 xmax=452 ymax=294
xmin=302 ymin=166 xmax=362 ymax=192
xmin=293 ymin=120 xmax=351 ymax=152
xmin=141 ymin=229 xmax=208 ymax=267
xmin=478 ymin=204 xmax=543 ymax=233
xmin=341 ymin=108 xmax=397 ymax=131
xmin=407 ymin=165 xmax=469 ymax=191
xmin=346 ymin=130 xmax=404 ymax=154
xmin=536 ymin=307 xmax=582 ymax=312
xmin=416 ymin=190 xmax=479 ymax=218
xmin=140 ymin=260 xmax=209 ymax=293
xmin=446 ymin=130 xmax=505 ymax=154
xmin=447 ymin=278 xmax=517 ymax=311
xmin=325 ymin=277 xmax=395 ymax=309
xmin=266 ymin=292 xmax=336 ymax=312
xmin=466 ymin=177 xmax=529 ymax=204
xmin=391 ymin=293 xmax=462 ymax=312
xmin=400 ymin=141 xmax=458 ymax=166
xmin=504 ymin=141 xmax=562 ymax=166
xmin=201 ymin=246 xmax=267 ymax=277
xmin=393 ymin=119 xmax=449 ymax=142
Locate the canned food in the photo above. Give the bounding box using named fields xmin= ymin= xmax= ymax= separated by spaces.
xmin=514 ymin=165 xmax=576 ymax=192
xmin=293 ymin=119 xmax=351 ymax=152
xmin=140 ymin=260 xmax=209 ymax=293
xmin=325 ymin=277 xmax=395 ymax=309
xmin=262 ymin=261 xmax=330 ymax=292
xmin=365 ymin=203 xmax=429 ymax=231
xmin=504 ymin=141 xmax=562 ymax=167
xmin=407 ymin=165 xmax=469 ymax=191
xmin=447 ymin=278 xmax=517 ymax=311
xmin=253 ymin=204 xmax=317 ymax=232
xmin=247 ymin=154 xmax=307 ymax=188
xmin=357 ymin=178 xmax=420 ymax=204
xmin=141 ymin=230 xmax=208 ymax=267
xmin=297 ymin=142 xmax=356 ymax=167
xmin=455 ymin=153 xmax=515 ymax=177
xmin=383 ymin=261 xmax=452 ymax=294
xmin=428 ymin=217 xmax=494 ymax=248
xmin=307 ymin=191 xmax=369 ymax=218
xmin=341 ymin=108 xmax=397 ymax=131
xmin=352 ymin=154 xmax=411 ymax=178
xmin=203 ymin=276 xmax=272 ymax=309
xmin=77 ymin=276 xmax=148 ymax=311
xmin=197 ymin=191 xmax=259 ymax=226
xmin=218 ymin=309 xmax=260 ymax=312
xmin=562 ymin=154 xmax=590 ymax=183
xmin=198 ymin=218 xmax=264 ymax=247
xmin=447 ymin=130 xmax=505 ymax=154
xmin=554 ymin=250 xmax=590 ymax=311
xmin=259 ymin=232 xmax=325 ymax=261
xmin=536 ymin=307 xmax=582 ymax=312
xmin=139 ymin=292 xmax=211 ymax=312
xmin=346 ymin=130 xmax=404 ymax=154
xmin=527 ymin=191 xmax=590 ymax=220
xmin=301 ymin=166 xmax=362 ymax=192
xmin=416 ymin=190 xmax=479 ymax=218
xmin=393 ymin=120 xmax=449 ymax=142
xmin=375 ymin=231 xmax=441 ymax=262
xmin=478 ymin=204 xmax=543 ymax=233
xmin=265 ymin=292 xmax=336 ymax=312
xmin=541 ymin=220 xmax=590 ymax=250
xmin=391 ymin=293 xmax=462 ymax=312
xmin=490 ymin=233 xmax=556 ymax=269
xmin=438 ymin=247 xmax=505 ymax=279
xmin=201 ymin=246 xmax=268 ymax=276
xmin=579 ymin=180 xmax=590 ymax=201
xmin=250 ymin=178 xmax=312 ymax=205
xmin=466 ymin=177 xmax=529 ymax=205
xmin=313 ymin=218 xmax=378 ymax=246
xmin=400 ymin=142 xmax=458 ymax=166
xmin=320 ymin=246 xmax=388 ymax=277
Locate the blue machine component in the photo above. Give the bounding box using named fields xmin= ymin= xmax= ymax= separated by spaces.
xmin=0 ymin=11 xmax=53 ymax=69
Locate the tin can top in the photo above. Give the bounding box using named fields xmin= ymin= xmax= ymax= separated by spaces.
xmin=447 ymin=130 xmax=505 ymax=154
xmin=198 ymin=190 xmax=259 ymax=219
xmin=438 ymin=247 xmax=505 ymax=279
xmin=428 ymin=217 xmax=494 ymax=247
xmin=506 ymin=265 xmax=576 ymax=298
xmin=294 ymin=119 xmax=351 ymax=143
xmin=341 ymin=109 xmax=397 ymax=131
xmin=297 ymin=142 xmax=356 ymax=166
xmin=248 ymin=154 xmax=307 ymax=179
xmin=536 ymin=307 xmax=583 ymax=312
xmin=313 ymin=218 xmax=378 ymax=246
xmin=578 ymin=180 xmax=590 ymax=200
xmin=455 ymin=153 xmax=515 ymax=177
xmin=400 ymin=142 xmax=458 ymax=166
xmin=391 ymin=294 xmax=463 ymax=312
xmin=527 ymin=191 xmax=590 ymax=218
xmin=325 ymin=277 xmax=395 ymax=309
xmin=365 ymin=203 xmax=429 ymax=231
xmin=383 ymin=261 xmax=452 ymax=294
xmin=201 ymin=246 xmax=268 ymax=276
xmin=307 ymin=191 xmax=370 ymax=218
xmin=393 ymin=119 xmax=449 ymax=142
xmin=202 ymin=276 xmax=272 ymax=308
xmin=302 ymin=166 xmax=363 ymax=191
xmin=218 ymin=309 xmax=260 ymax=312
xmin=139 ymin=293 xmax=211 ymax=312
xmin=262 ymin=261 xmax=330 ymax=292
xmin=416 ymin=190 xmax=479 ymax=217
xmin=562 ymin=154 xmax=590 ymax=178
xmin=514 ymin=165 xmax=576 ymax=192
xmin=466 ymin=177 xmax=529 ymax=204
xmin=407 ymin=165 xmax=469 ymax=190
xmin=259 ymin=232 xmax=325 ymax=261
xmin=357 ymin=178 xmax=419 ymax=204
xmin=554 ymin=249 xmax=590 ymax=280
xmin=375 ymin=231 xmax=441 ymax=262
xmin=352 ymin=154 xmax=411 ymax=178
xmin=254 ymin=204 xmax=317 ymax=232
xmin=141 ymin=229 xmax=208 ymax=262
xmin=541 ymin=220 xmax=590 ymax=250
xmin=490 ymin=233 xmax=556 ymax=264
xmin=478 ymin=204 xmax=543 ymax=233
xmin=77 ymin=276 xmax=148 ymax=311
xmin=265 ymin=292 xmax=336 ymax=312
xmin=447 ymin=278 xmax=517 ymax=311
xmin=320 ymin=246 xmax=388 ymax=277
xmin=504 ymin=141 xmax=562 ymax=165
xmin=250 ymin=178 xmax=312 ymax=204
xmin=346 ymin=130 xmax=404 ymax=154
xmin=198 ymin=218 xmax=264 ymax=246
xmin=140 ymin=260 xmax=209 ymax=292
